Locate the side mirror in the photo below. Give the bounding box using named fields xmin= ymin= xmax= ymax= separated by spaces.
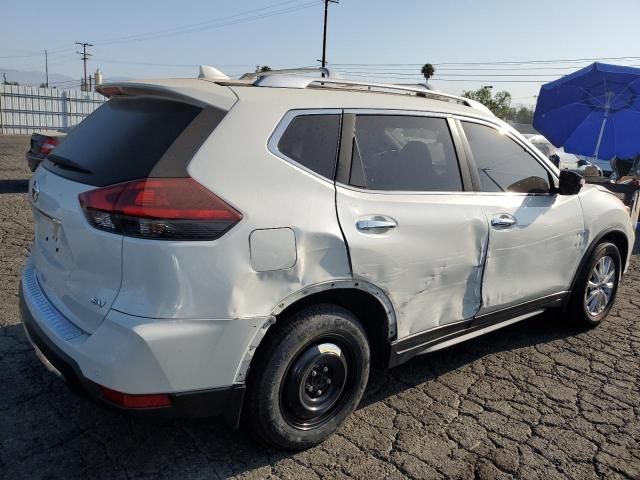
xmin=558 ymin=170 xmax=584 ymax=195
xmin=549 ymin=153 xmax=560 ymax=167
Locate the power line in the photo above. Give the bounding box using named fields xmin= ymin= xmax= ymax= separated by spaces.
xmin=335 ymin=70 xmax=557 ymax=78
xmin=96 ymin=0 xmax=310 ymax=45
xmin=0 ymin=0 xmax=320 ymax=58
xmin=329 ymin=63 xmax=640 ymax=72
xmin=330 ymin=55 xmax=640 ymax=67
xmin=333 ymin=72 xmax=554 ymax=84
xmin=96 ymin=1 xmax=320 ymax=45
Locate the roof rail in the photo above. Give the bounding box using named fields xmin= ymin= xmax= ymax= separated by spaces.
xmin=288 ymin=77 xmax=474 ymax=108
xmin=393 ymin=82 xmax=434 ymax=91
xmin=239 ymin=67 xmax=338 ymax=81
xmin=224 ymin=68 xmax=493 ymax=114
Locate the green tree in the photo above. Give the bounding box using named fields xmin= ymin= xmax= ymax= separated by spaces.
xmin=462 ymin=87 xmax=512 ymax=119
xmin=421 ymin=63 xmax=435 ymax=81
xmin=515 ymin=106 xmax=534 ymax=124
xmin=255 ymin=65 xmax=272 ymax=73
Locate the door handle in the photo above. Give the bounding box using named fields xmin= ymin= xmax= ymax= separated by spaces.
xmin=491 ymin=214 xmax=517 ymax=229
xmin=356 ymin=218 xmax=397 ymax=232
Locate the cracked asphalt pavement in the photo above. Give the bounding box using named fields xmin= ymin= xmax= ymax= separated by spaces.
xmin=1 ymin=134 xmax=639 ymax=479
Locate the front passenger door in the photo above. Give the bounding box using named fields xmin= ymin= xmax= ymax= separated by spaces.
xmin=459 ymin=120 xmax=585 ymax=314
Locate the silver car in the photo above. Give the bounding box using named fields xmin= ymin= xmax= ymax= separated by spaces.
xmin=21 ymin=68 xmax=636 ymax=449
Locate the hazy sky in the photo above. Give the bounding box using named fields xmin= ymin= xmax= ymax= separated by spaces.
xmin=2 ymin=0 xmax=640 ymax=105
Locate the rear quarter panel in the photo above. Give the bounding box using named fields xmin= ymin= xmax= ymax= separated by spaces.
xmin=113 ymin=99 xmax=351 ymax=320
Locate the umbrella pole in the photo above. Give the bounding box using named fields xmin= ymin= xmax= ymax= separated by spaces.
xmin=593 ymin=92 xmax=613 ymax=160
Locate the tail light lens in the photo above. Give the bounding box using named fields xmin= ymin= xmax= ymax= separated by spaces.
xmin=79 ymin=178 xmax=242 ymax=240
xmin=39 ymin=137 xmax=59 ymax=154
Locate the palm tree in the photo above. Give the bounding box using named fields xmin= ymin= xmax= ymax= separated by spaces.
xmin=421 ymin=63 xmax=435 ymax=81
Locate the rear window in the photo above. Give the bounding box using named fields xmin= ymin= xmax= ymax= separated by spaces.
xmin=276 ymin=114 xmax=341 ymax=179
xmin=44 ymin=97 xmax=211 ymax=186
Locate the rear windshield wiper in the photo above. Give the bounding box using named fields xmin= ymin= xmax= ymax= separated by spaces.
xmin=46 ymin=155 xmax=92 ymax=174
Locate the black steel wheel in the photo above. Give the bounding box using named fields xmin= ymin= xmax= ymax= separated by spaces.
xmin=281 ymin=336 xmax=355 ymax=430
xmin=245 ymin=304 xmax=370 ymax=450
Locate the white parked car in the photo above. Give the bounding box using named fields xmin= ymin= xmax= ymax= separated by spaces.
xmin=525 ymin=134 xmax=603 ymax=176
xmin=21 ymin=67 xmax=635 ymax=449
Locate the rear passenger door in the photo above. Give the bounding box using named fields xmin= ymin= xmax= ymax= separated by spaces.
xmin=457 ymin=119 xmax=584 ymax=314
xmin=335 ymin=112 xmax=489 ymax=339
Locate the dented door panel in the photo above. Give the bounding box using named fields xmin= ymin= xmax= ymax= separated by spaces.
xmin=336 ymin=187 xmax=489 ymax=339
xmin=478 ymin=193 xmax=584 ymax=313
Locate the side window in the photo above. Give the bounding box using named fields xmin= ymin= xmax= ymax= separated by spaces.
xmin=277 ymin=114 xmax=340 ymax=179
xmin=349 ymin=115 xmax=463 ymax=192
xmin=462 ymin=122 xmax=551 ymax=194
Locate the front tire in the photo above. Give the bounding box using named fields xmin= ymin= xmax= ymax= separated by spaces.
xmin=245 ymin=304 xmax=370 ymax=450
xmin=568 ymin=241 xmax=621 ymax=328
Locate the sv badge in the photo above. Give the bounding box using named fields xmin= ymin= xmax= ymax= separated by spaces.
xmin=90 ymin=297 xmax=106 ymax=308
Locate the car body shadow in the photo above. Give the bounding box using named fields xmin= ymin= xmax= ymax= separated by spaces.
xmin=0 ymin=179 xmax=29 ymax=194
xmin=2 ymin=307 xmax=588 ymax=478
xmin=360 ymin=309 xmax=584 ymax=409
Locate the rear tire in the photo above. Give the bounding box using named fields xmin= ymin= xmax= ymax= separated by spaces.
xmin=245 ymin=304 xmax=370 ymax=450
xmin=568 ymin=241 xmax=621 ymax=328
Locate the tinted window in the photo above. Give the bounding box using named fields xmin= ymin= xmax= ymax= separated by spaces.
xmin=349 ymin=115 xmax=462 ymax=191
xmin=277 ymin=114 xmax=341 ymax=179
xmin=462 ymin=122 xmax=551 ymax=193
xmin=45 ymin=97 xmax=206 ymax=186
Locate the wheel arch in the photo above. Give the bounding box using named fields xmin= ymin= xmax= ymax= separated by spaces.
xmin=234 ymin=280 xmax=397 ymax=383
xmin=568 ymin=227 xmax=630 ymax=295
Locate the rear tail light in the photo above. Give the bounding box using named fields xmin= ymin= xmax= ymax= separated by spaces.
xmin=101 ymin=386 xmax=171 ymax=409
xmin=39 ymin=137 xmax=59 ymax=154
xmin=79 ymin=178 xmax=242 ymax=240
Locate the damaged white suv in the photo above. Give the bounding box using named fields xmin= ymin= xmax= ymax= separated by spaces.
xmin=21 ymin=67 xmax=636 ymax=449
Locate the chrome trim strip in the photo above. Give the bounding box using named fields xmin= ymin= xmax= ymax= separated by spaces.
xmin=30 ymin=202 xmax=62 ymax=225
xmin=22 ymin=261 xmax=87 ymax=341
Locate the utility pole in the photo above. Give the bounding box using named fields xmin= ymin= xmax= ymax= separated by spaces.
xmin=44 ymin=50 xmax=49 ymax=87
xmin=75 ymin=41 xmax=93 ymax=91
xmin=321 ymin=0 xmax=339 ymax=68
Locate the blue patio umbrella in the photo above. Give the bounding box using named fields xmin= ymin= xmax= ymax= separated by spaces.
xmin=533 ymin=62 xmax=640 ymax=160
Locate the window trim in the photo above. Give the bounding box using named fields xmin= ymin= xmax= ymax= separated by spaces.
xmin=336 ymin=109 xmax=473 ymax=194
xmin=455 ymin=116 xmax=559 ymax=196
xmin=267 ymin=108 xmax=343 ymax=184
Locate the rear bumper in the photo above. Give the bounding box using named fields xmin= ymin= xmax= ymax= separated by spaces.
xmin=20 ymin=292 xmax=246 ymax=425
xmin=19 ymin=260 xmax=270 ymax=426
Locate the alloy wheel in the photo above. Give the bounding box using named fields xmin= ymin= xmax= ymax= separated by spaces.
xmin=584 ymin=255 xmax=616 ymax=316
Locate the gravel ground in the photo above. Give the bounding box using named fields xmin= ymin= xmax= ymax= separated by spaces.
xmin=1 ymin=134 xmax=639 ymax=479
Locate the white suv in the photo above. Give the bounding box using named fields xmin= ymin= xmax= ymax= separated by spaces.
xmin=21 ymin=68 xmax=636 ymax=449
